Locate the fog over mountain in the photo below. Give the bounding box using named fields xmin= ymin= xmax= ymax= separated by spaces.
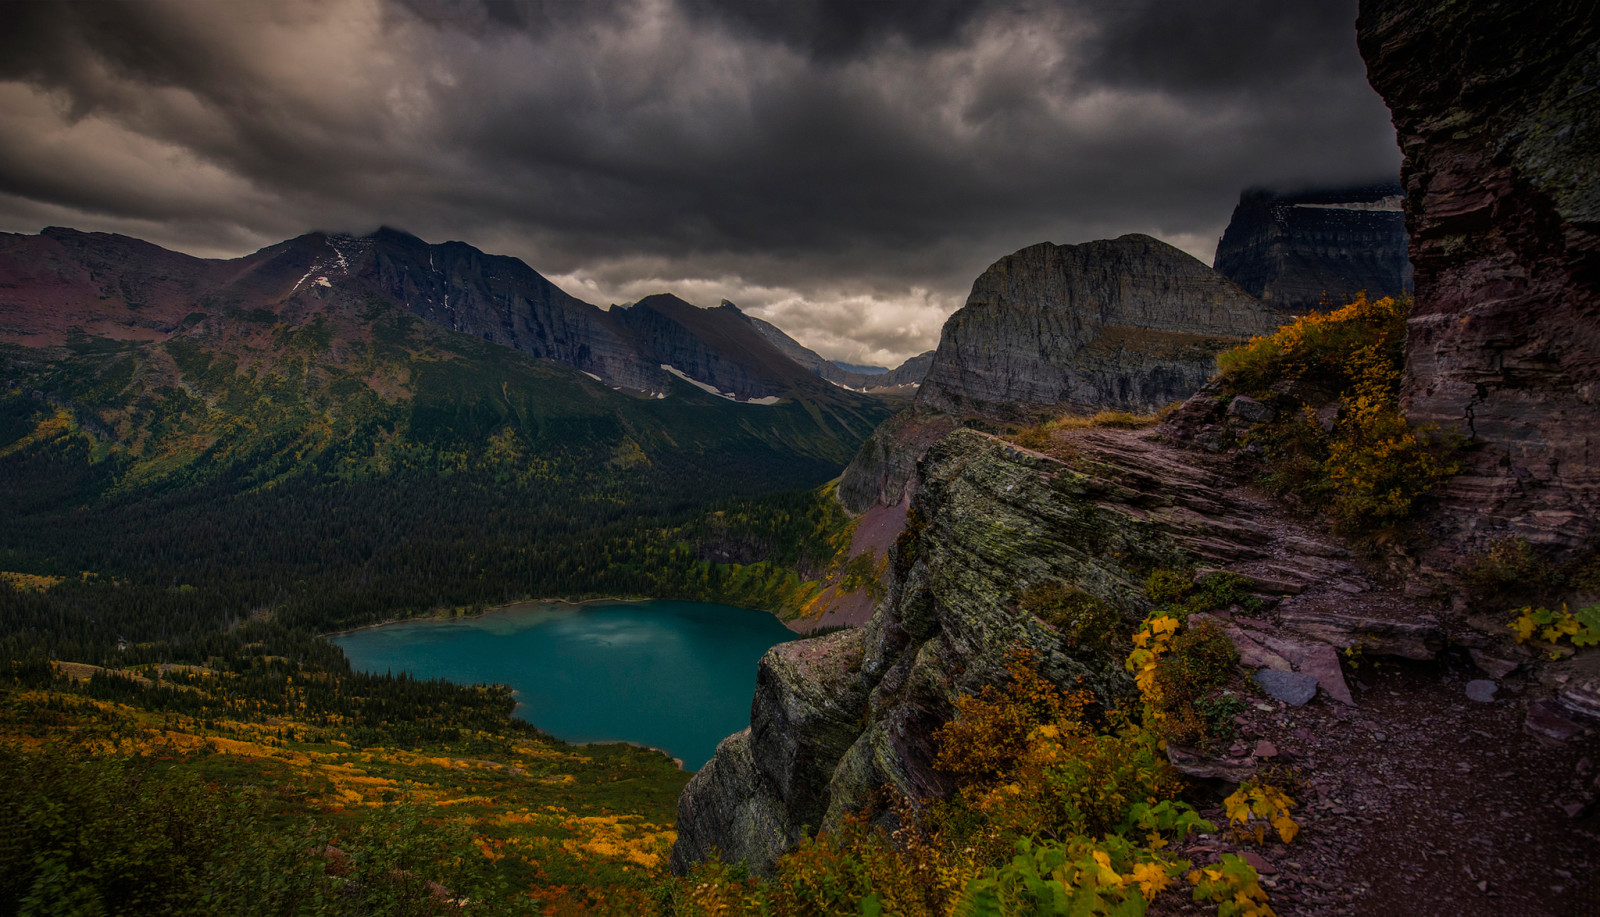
xmin=0 ymin=0 xmax=1399 ymax=366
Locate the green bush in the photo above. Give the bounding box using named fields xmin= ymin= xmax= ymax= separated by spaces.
xmin=1020 ymin=583 xmax=1125 ymax=651
xmin=0 ymin=746 xmax=509 ymax=917
xmin=1149 ymin=621 xmax=1240 ymax=748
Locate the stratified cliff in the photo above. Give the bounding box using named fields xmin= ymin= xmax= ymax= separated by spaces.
xmin=917 ymin=235 xmax=1276 ymax=423
xmin=1213 ymin=184 xmax=1413 ymax=314
xmin=838 ymin=235 xmax=1277 ymax=512
xmin=1357 ymin=0 xmax=1600 ymax=561
xmin=674 ymin=420 xmax=1423 ymax=876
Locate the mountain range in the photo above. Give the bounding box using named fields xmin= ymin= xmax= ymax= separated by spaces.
xmin=0 ymin=226 xmax=907 ymax=632
xmin=0 ymin=226 xmax=928 ymax=404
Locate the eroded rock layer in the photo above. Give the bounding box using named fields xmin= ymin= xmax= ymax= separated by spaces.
xmin=838 ymin=235 xmax=1281 ymax=512
xmin=1213 ymin=183 xmax=1413 ymax=313
xmin=915 ymin=234 xmax=1277 ymax=423
xmin=674 ymin=424 xmax=1427 ymax=875
xmin=1357 ymin=0 xmax=1600 ymax=558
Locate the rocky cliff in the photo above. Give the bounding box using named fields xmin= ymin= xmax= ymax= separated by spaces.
xmin=1357 ymin=0 xmax=1600 ymax=561
xmin=1213 ymin=183 xmax=1413 ymax=313
xmin=674 ymin=419 xmax=1452 ymax=876
xmin=916 ymin=235 xmax=1276 ymax=423
xmin=838 ymin=235 xmax=1279 ymax=513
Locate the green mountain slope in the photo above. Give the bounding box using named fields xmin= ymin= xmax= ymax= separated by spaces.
xmin=0 ymin=277 xmax=893 ymax=647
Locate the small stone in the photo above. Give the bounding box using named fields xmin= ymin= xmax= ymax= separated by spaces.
xmin=1255 ymin=669 xmax=1319 ymax=706
xmin=1468 ymin=649 xmax=1520 ymax=679
xmin=1561 ymin=802 xmax=1584 ymax=818
xmin=1526 ymin=700 xmax=1592 ymax=741
xmin=1295 ymin=642 xmax=1355 ymax=706
xmin=1465 ymin=680 xmax=1498 ymax=703
xmin=1477 ymin=881 xmax=1489 ymax=893
xmin=1254 ymin=740 xmax=1279 ymax=759
xmin=1227 ymin=395 xmax=1276 ymax=425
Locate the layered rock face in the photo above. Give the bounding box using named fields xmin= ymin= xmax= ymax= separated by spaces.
xmin=1213 ymin=183 xmax=1413 ymax=313
xmin=1357 ymin=0 xmax=1600 ymax=557
xmin=836 ymin=410 xmax=957 ymax=511
xmin=678 ymin=430 xmax=1165 ymax=873
xmin=838 ymin=235 xmax=1277 ymax=513
xmin=675 ymin=420 xmax=1428 ymax=875
xmin=916 ymin=235 xmax=1277 ymax=422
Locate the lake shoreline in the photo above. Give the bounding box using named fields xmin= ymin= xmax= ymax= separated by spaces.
xmin=581 ymin=739 xmax=687 ymax=771
xmin=317 ymin=595 xmax=657 ymax=639
xmin=329 ymin=598 xmax=800 ymax=770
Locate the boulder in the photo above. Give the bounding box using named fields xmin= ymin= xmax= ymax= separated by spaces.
xmin=1226 ymin=395 xmax=1276 ymax=425
xmin=1254 ymin=669 xmax=1320 ymax=706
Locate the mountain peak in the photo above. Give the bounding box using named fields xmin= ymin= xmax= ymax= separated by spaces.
xmin=916 ymin=235 xmax=1277 ymax=421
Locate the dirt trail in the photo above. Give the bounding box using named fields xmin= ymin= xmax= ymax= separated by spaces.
xmin=1046 ymin=426 xmax=1600 ymax=916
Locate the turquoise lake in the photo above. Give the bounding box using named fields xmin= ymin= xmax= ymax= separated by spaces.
xmin=331 ymin=600 xmax=797 ymax=770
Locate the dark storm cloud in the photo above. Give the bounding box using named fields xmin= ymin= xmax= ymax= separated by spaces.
xmin=680 ymin=0 xmax=1000 ymax=58
xmin=0 ymin=0 xmax=1399 ymax=365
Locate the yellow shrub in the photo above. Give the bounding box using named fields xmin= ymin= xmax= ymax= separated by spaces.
xmin=1216 ymin=294 xmax=1459 ymax=534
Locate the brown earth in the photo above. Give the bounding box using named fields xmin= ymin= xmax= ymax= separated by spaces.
xmin=1027 ymin=422 xmax=1600 ymax=917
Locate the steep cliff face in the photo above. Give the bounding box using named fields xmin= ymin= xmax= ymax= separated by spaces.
xmin=1213 ymin=183 xmax=1413 ymax=313
xmin=358 ymin=229 xmax=660 ymax=392
xmin=1357 ymin=0 xmax=1600 ymax=559
xmin=838 ymin=235 xmax=1277 ymax=513
xmin=916 ymin=235 xmax=1276 ymax=423
xmin=836 ymin=410 xmax=957 ymax=511
xmin=674 ymin=424 xmax=1395 ymax=875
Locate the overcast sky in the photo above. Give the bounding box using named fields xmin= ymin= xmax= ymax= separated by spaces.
xmin=0 ymin=0 xmax=1400 ymax=366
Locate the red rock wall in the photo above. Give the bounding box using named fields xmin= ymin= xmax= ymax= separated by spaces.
xmin=1357 ymin=0 xmax=1600 ymax=559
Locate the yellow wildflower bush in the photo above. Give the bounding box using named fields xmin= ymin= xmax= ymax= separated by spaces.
xmin=1510 ymin=603 xmax=1600 ymax=650
xmin=1215 ymin=294 xmax=1459 ymax=535
xmin=679 ymin=645 xmax=1276 ymax=917
xmin=1223 ymin=781 xmax=1299 ymax=845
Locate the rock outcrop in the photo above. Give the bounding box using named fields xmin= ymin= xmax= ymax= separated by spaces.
xmin=1357 ymin=0 xmax=1600 ymax=561
xmin=674 ymin=423 xmax=1430 ymax=875
xmin=838 ymin=235 xmax=1278 ymax=513
xmin=1212 ymin=183 xmax=1413 ymax=314
xmin=836 ymin=410 xmax=957 ymax=511
xmin=916 ymin=235 xmax=1277 ymax=422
